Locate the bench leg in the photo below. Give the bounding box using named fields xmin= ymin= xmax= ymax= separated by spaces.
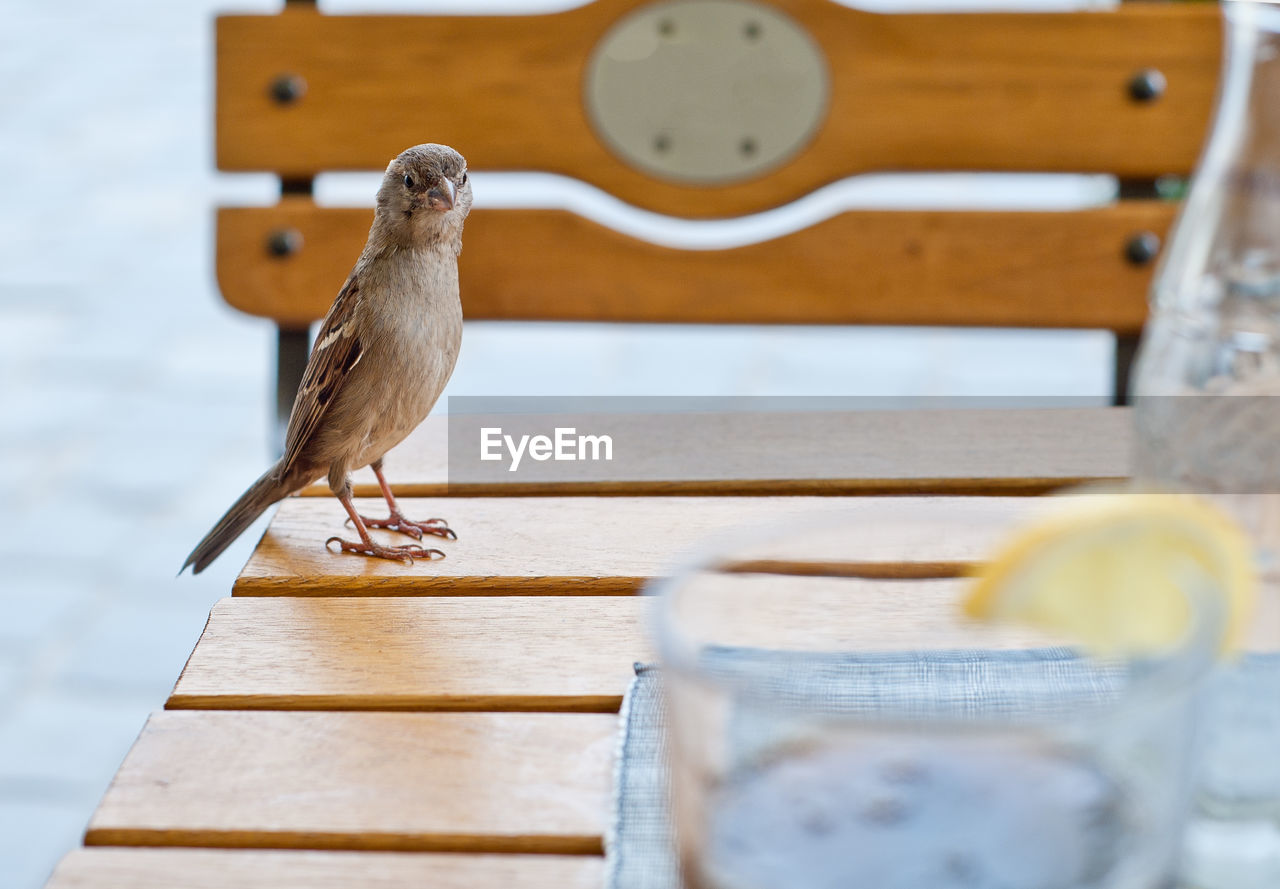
xmin=1113 ymin=332 xmax=1140 ymax=407
xmin=273 ymin=326 xmax=311 ymax=455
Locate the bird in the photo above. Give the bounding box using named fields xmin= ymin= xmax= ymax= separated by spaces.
xmin=184 ymin=143 xmax=472 ymax=574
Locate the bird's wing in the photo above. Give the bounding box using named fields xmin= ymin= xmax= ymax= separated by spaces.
xmin=279 ymin=273 xmax=365 ymax=477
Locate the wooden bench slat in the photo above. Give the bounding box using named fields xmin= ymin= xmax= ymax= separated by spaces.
xmin=45 ymin=848 xmax=603 ymax=889
xmin=219 ymin=203 xmax=1171 ymax=329
xmin=301 ymin=407 xmax=1132 ymax=499
xmin=169 ymin=596 xmax=652 ymax=712
xmin=235 ymin=495 xmax=1042 ymax=596
xmin=216 ymin=6 xmax=1217 ymax=217
xmin=85 ymin=711 xmax=615 ymax=855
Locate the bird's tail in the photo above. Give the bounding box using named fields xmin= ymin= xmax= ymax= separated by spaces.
xmin=183 ymin=462 xmax=288 ymax=575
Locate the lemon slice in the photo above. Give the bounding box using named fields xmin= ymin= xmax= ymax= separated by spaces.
xmin=965 ymin=493 xmax=1257 ymax=654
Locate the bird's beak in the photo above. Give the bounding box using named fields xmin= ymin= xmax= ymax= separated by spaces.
xmin=427 ymin=179 xmax=456 ymax=212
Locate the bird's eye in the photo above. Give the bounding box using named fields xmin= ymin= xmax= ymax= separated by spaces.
xmin=403 ymin=174 xmax=414 ymax=189
xmin=460 ymin=172 xmax=468 ymax=185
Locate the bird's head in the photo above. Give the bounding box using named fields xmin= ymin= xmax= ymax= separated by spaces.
xmin=376 ymin=143 xmax=472 ymax=245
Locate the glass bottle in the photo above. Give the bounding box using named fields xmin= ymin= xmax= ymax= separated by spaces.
xmin=1132 ymin=0 xmax=1280 ymax=541
xmin=1131 ymin=6 xmax=1280 ymax=885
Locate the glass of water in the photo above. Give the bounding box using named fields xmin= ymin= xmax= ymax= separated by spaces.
xmin=651 ymin=512 xmax=1223 ymax=889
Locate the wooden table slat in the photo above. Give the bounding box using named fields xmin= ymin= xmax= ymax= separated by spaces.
xmin=45 ymin=848 xmax=603 ymax=889
xmin=169 ymin=596 xmax=652 ymax=712
xmin=86 ymin=711 xmax=615 ymax=855
xmin=172 ymin=580 xmax=1010 ymax=712
xmin=237 ymin=495 xmax=1046 ymax=596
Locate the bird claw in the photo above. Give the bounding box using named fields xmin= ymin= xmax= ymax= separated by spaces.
xmin=324 ymin=536 xmax=445 ymax=564
xmin=359 ymin=513 xmax=457 ymax=541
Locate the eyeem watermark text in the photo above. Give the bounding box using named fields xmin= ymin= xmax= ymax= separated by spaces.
xmin=480 ymin=427 xmax=614 ymax=472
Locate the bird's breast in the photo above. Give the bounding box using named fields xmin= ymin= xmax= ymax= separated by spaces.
xmin=352 ymin=251 xmax=464 ymax=457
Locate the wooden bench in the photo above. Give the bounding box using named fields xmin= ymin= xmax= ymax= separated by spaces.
xmin=214 ymin=0 xmax=1218 ymax=432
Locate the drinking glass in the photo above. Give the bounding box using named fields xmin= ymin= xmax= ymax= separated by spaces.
xmin=651 ymin=510 xmax=1223 ymax=889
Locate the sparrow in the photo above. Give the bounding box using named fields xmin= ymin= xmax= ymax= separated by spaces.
xmin=184 ymin=143 xmax=471 ymax=574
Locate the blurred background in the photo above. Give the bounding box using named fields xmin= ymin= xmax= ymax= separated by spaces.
xmin=0 ymin=0 xmax=1116 ymax=885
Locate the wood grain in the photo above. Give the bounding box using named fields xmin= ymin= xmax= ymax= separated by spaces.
xmin=218 ymin=202 xmax=1172 ymax=328
xmin=170 ymin=579 xmax=1067 ymax=713
xmin=666 ymin=574 xmax=1066 ymax=652
xmin=234 ymin=495 xmax=1045 ymax=596
xmin=169 ymin=596 xmax=651 ymax=711
xmin=300 ymin=407 xmax=1132 ymax=498
xmin=216 ymin=3 xmax=1218 ymax=216
xmin=85 ymin=711 xmax=614 ymax=854
xmin=45 ymin=848 xmax=603 ymax=889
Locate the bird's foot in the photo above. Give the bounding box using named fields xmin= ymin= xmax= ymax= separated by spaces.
xmin=357 ymin=512 xmax=457 ymax=541
xmin=325 ymin=536 xmax=445 ymax=564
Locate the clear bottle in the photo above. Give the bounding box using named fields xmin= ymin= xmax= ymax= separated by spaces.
xmin=1131 ymin=3 xmax=1280 ymax=886
xmin=1132 ymin=0 xmax=1280 ymax=559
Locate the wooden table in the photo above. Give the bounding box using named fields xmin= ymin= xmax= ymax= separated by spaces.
xmin=44 ymin=407 xmax=1131 ymax=887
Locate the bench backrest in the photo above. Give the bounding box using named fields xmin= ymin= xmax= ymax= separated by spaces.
xmin=214 ymin=0 xmax=1219 ymax=381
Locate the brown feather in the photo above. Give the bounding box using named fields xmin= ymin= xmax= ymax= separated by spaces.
xmin=280 ymin=274 xmax=364 ymax=478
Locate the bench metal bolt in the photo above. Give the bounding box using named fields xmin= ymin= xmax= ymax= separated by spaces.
xmin=269 ymin=73 xmax=307 ymax=105
xmin=1128 ymin=69 xmax=1166 ymax=103
xmin=1125 ymin=231 xmax=1161 ymax=265
xmin=267 ymin=228 xmax=304 ymax=258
